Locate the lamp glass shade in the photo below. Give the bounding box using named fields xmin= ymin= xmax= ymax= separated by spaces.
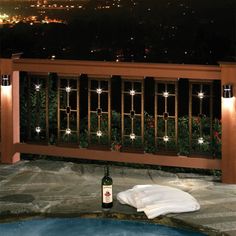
xmin=223 ymin=84 xmax=233 ymax=98
xmin=1 ymin=75 xmax=11 ymax=86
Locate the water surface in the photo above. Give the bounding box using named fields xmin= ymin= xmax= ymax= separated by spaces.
xmin=0 ymin=218 xmax=206 ymax=236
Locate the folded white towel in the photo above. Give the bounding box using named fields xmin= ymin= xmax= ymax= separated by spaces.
xmin=117 ymin=185 xmax=200 ymax=219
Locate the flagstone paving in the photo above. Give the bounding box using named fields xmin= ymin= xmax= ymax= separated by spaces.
xmin=0 ymin=159 xmax=236 ymax=235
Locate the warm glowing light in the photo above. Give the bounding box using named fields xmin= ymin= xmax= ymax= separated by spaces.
xmin=96 ymin=88 xmax=102 ymax=94
xmin=163 ymin=135 xmax=169 ymax=142
xmin=130 ymin=90 xmax=136 ymax=96
xmin=35 ymin=84 xmax=41 ymax=91
xmin=130 ymin=133 xmax=136 ymax=140
xmin=198 ymin=137 xmax=204 ymax=144
xmin=65 ymin=86 xmax=71 ymax=93
xmin=65 ymin=128 xmax=71 ymax=135
xmin=35 ymin=126 xmax=41 ymax=133
xmin=198 ymin=92 xmax=204 ymax=99
xmin=163 ymin=91 xmax=169 ymax=98
xmin=1 ymin=86 xmax=12 ymax=98
xmin=222 ymin=97 xmax=235 ymax=113
xmin=96 ymin=130 xmax=102 ymax=137
xmin=0 ymin=13 xmax=9 ymax=20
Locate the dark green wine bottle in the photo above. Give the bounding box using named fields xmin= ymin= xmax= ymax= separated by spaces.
xmin=101 ymin=166 xmax=113 ymax=209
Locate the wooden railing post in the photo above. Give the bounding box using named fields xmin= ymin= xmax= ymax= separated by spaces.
xmin=0 ymin=59 xmax=20 ymax=163
xmin=220 ymin=62 xmax=236 ymax=183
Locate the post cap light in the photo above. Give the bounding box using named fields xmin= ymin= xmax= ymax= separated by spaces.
xmin=1 ymin=75 xmax=11 ymax=86
xmin=223 ymin=84 xmax=233 ymax=98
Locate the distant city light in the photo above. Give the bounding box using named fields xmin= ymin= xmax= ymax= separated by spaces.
xmin=0 ymin=13 xmax=9 ymax=20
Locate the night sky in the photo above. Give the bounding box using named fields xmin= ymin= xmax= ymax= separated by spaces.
xmin=0 ymin=0 xmax=235 ymax=64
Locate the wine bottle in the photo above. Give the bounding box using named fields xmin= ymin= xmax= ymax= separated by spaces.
xmin=101 ymin=166 xmax=113 ymax=209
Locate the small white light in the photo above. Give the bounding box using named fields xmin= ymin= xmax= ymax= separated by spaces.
xmin=35 ymin=84 xmax=41 ymax=92
xmin=130 ymin=133 xmax=136 ymax=140
xmin=130 ymin=90 xmax=136 ymax=96
xmin=65 ymin=128 xmax=71 ymax=135
xmin=96 ymin=130 xmax=102 ymax=137
xmin=35 ymin=126 xmax=41 ymax=133
xmin=163 ymin=91 xmax=169 ymax=98
xmin=96 ymin=88 xmax=102 ymax=94
xmin=198 ymin=137 xmax=204 ymax=144
xmin=163 ymin=135 xmax=169 ymax=142
xmin=198 ymin=92 xmax=204 ymax=99
xmin=65 ymin=86 xmax=71 ymax=93
xmin=51 ymin=55 xmax=56 ymax=60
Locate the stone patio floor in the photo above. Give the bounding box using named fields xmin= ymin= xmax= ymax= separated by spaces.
xmin=0 ymin=159 xmax=236 ymax=236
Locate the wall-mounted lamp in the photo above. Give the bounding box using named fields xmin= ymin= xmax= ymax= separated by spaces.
xmin=1 ymin=75 xmax=11 ymax=86
xmin=223 ymin=84 xmax=233 ymax=98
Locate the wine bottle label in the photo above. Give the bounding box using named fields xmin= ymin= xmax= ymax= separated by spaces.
xmin=102 ymin=185 xmax=113 ymax=204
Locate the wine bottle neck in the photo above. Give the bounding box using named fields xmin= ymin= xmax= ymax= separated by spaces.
xmin=105 ymin=166 xmax=109 ymax=176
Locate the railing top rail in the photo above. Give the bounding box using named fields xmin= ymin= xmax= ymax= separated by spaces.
xmin=10 ymin=58 xmax=221 ymax=80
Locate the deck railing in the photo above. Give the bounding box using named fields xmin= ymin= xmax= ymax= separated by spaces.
xmin=1 ymin=58 xmax=236 ymax=183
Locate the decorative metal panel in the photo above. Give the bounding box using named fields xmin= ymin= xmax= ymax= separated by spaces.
xmin=155 ymin=80 xmax=178 ymax=153
xmin=57 ymin=75 xmax=80 ymax=145
xmin=189 ymin=81 xmax=213 ymax=156
xmin=26 ymin=73 xmax=49 ymax=143
xmin=121 ymin=78 xmax=144 ymax=151
xmin=88 ymin=76 xmax=111 ymax=147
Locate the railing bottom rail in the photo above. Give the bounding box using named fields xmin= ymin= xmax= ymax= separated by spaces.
xmin=14 ymin=143 xmax=221 ymax=170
